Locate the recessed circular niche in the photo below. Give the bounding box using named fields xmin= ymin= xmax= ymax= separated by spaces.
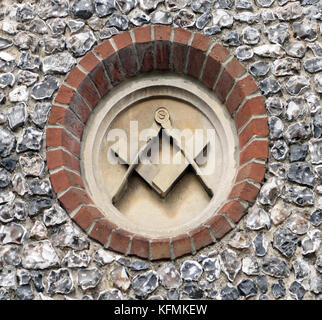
xmin=82 ymin=74 xmax=239 ymax=238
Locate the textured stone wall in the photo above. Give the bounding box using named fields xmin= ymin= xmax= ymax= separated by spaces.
xmin=0 ymin=0 xmax=321 ymax=300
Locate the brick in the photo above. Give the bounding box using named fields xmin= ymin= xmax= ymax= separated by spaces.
xmin=72 ymin=206 xmax=104 ymax=231
xmin=79 ymin=51 xmax=100 ymax=73
xmin=172 ymin=43 xmax=189 ymax=74
xmin=135 ymin=42 xmax=154 ymax=73
xmin=154 ymin=25 xmax=172 ymax=41
xmin=90 ymin=63 xmax=110 ymax=97
xmin=108 ymin=229 xmax=132 ymax=254
xmin=189 ymin=226 xmax=213 ymax=251
xmin=113 ymin=31 xmax=133 ymax=50
xmin=69 ymin=93 xmax=92 ymax=123
xmin=235 ymin=96 xmax=266 ymax=130
xmin=202 ymin=55 xmax=221 ymax=89
xmin=95 ymin=40 xmax=115 ymax=60
xmin=219 ymin=200 xmax=246 ymax=223
xmin=187 ymin=47 xmax=206 ymax=79
xmin=151 ymin=239 xmax=171 ymax=260
xmin=65 ymin=67 xmax=86 ymax=88
xmin=206 ymin=214 xmax=232 ymax=239
xmin=191 ymin=33 xmax=211 ymax=52
xmin=130 ymin=236 xmax=150 ymax=259
xmin=54 ymin=85 xmax=75 ymax=105
xmin=48 ymin=106 xmax=84 ymax=138
xmin=172 ymin=234 xmax=192 ymax=258
xmin=240 ymin=139 xmax=269 ymax=165
xmin=215 ymin=58 xmax=245 ymax=102
xmin=118 ymin=45 xmax=138 ymax=78
xmin=58 ymin=187 xmax=93 ymax=213
xmin=239 ymin=117 xmax=268 ymax=149
xmin=226 ymin=75 xmax=259 ymax=115
xmin=46 ymin=127 xmax=80 ymax=157
xmin=89 ymin=219 xmax=116 ymax=245
xmin=134 ymin=25 xmax=152 ymax=43
xmin=229 ymin=181 xmax=260 ymax=204
xmin=236 ymin=162 xmax=266 ymax=184
xmin=209 ymin=44 xmax=230 ymax=64
xmin=78 ymin=77 xmax=100 ymax=109
xmin=50 ymin=168 xmax=84 ymax=194
xmin=46 ymin=149 xmax=80 ymax=172
xmin=155 ymin=40 xmax=171 ymax=71
xmin=103 ymin=53 xmax=124 ymax=86
xmin=173 ymin=28 xmax=191 ymax=45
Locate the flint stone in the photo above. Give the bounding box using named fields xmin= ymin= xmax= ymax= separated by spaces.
xmin=183 ymin=282 xmax=203 ymax=299
xmin=22 ymin=240 xmax=60 ymax=269
xmin=17 ymin=269 xmax=31 ymax=285
xmin=256 ymin=275 xmax=268 ymax=293
xmin=234 ymin=12 xmax=260 ymax=24
xmin=286 ymin=41 xmax=306 ymax=58
xmin=288 ymin=163 xmax=315 ymax=187
xmin=254 ymin=44 xmax=285 ymax=58
xmin=16 ymin=127 xmax=43 ymax=153
xmin=167 ymin=288 xmax=180 ymax=300
xmin=98 ymin=289 xmax=123 ymax=300
xmin=308 ymin=43 xmax=322 ymax=57
xmin=140 ymin=0 xmax=163 ymax=11
xmin=174 ymin=10 xmax=195 ymax=28
xmin=158 ymin=263 xmax=182 ymax=289
xmin=292 ymin=258 xmax=311 ymax=282
xmin=235 ymin=45 xmax=254 ymax=61
xmin=8 ymin=103 xmax=27 ymax=131
xmin=275 ymin=3 xmax=303 ymax=21
xmin=271 ymin=58 xmax=300 ymax=77
xmin=110 ymin=266 xmax=130 ymax=291
xmin=16 ymin=3 xmax=36 ymax=22
xmin=228 ymin=232 xmax=251 ymax=249
xmin=242 ymin=27 xmax=260 ymax=45
xmin=196 ymin=12 xmax=212 ymax=30
xmin=95 ymin=0 xmax=117 ymax=17
xmin=13 ymin=32 xmax=38 ymax=52
xmin=293 ymin=19 xmax=317 ymax=42
xmin=151 ymin=10 xmax=173 ymax=25
xmin=0 ymin=223 xmax=26 ymax=245
xmin=38 ymin=0 xmax=69 ymax=19
xmin=31 ymin=76 xmax=59 ymax=100
xmin=0 ymin=52 xmax=16 ymax=73
xmin=271 ymin=280 xmax=286 ymax=299
xmin=258 ymin=177 xmax=282 ymax=206
xmin=43 ymin=205 xmax=68 ymax=227
xmin=289 ymin=281 xmax=306 ymax=300
xmin=180 ymin=260 xmax=203 ymax=281
xmin=47 ymin=269 xmax=73 ymax=295
xmin=0 ymin=266 xmax=16 ymax=288
xmin=105 ymin=12 xmax=130 ymax=30
xmin=285 ymin=97 xmax=306 ymax=121
xmin=72 ymin=0 xmax=95 ymax=19
xmin=9 ymin=86 xmax=29 ymax=103
xmin=0 ymin=288 xmax=10 ymax=300
xmin=0 ymin=73 xmax=15 ymax=89
xmin=47 ymin=18 xmax=67 ymax=35
xmin=219 ymin=249 xmax=241 ymax=282
xmin=255 ymin=0 xmax=274 ymax=7
xmin=31 ymin=103 xmax=51 ymax=129
xmin=67 ymin=20 xmax=85 ymax=34
xmin=0 ymin=37 xmax=12 ymax=50
xmin=129 ymin=260 xmax=149 ymax=271
xmin=236 ymin=0 xmax=253 ymax=10
xmin=273 ymin=227 xmax=299 ymax=258
xmin=13 ymin=200 xmax=26 ymax=221
xmin=213 ymin=9 xmax=233 ymax=28
xmin=202 ymin=258 xmax=221 ymax=282
xmin=285 ymin=121 xmax=311 ymax=143
xmin=0 ymin=191 xmax=15 ymax=205
xmin=249 ymin=61 xmax=270 ymax=77
xmin=132 ymin=270 xmax=159 ymax=298
xmin=242 ymin=256 xmax=260 ymax=276
xmin=62 ymin=250 xmax=90 ymax=268
xmin=304 ymin=58 xmax=322 ymax=74
xmin=0 ymin=245 xmax=21 ymax=267
xmin=220 ymin=284 xmax=240 ymax=300
xmin=166 ymin=0 xmax=187 ymax=12
xmin=265 ymin=23 xmax=290 ymax=45
xmin=93 ymin=249 xmax=115 ymax=265
xmin=265 ymin=97 xmax=284 ymax=116
xmin=30 ymin=221 xmax=47 ymax=240
xmin=271 ymin=202 xmax=291 ymax=225
xmin=78 ymin=268 xmax=102 ymax=290
xmin=117 ymin=0 xmax=137 ymax=14
xmin=310 ymin=277 xmax=322 ymax=294
xmin=261 ymin=9 xmax=276 ymax=24
xmin=246 ymin=205 xmax=271 ymax=230
xmin=313 ymin=113 xmax=322 ymax=138
xmin=310 ymin=209 xmax=322 ymax=227
xmin=12 ymin=173 xmax=30 ymax=196
xmin=223 ymin=32 xmax=241 ymax=47
xmin=260 ymin=77 xmax=281 ymax=96
xmin=17 ymin=70 xmax=39 ymax=87
xmin=271 ymin=140 xmax=288 ymax=161
xmin=39 ymin=35 xmax=66 ymax=55
xmin=67 ymin=31 xmax=97 ymax=57
xmin=289 ymin=185 xmax=314 ymax=206
xmin=130 ymin=10 xmax=151 ymax=27
xmin=253 ymin=232 xmax=269 ymax=257
xmin=309 ymin=140 xmax=322 ymax=164
xmin=28 ymin=18 xmax=48 ymax=35
xmin=99 ymin=27 xmax=120 ymax=39
xmin=53 ymin=223 xmax=89 ymax=251
xmin=262 ymin=256 xmax=290 ymax=278
xmin=315 ymin=75 xmax=322 ymax=93
xmin=237 ymin=279 xmax=258 ymax=298
xmin=0 ymin=204 xmax=14 ymax=223
xmin=0 ymin=168 xmax=10 ymax=188
xmin=18 ymin=51 xmax=40 ymax=71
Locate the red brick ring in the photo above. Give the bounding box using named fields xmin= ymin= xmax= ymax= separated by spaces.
xmin=46 ymin=25 xmax=268 ymax=260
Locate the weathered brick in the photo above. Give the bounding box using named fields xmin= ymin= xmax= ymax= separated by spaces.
xmin=130 ymin=236 xmax=150 ymax=259
xmin=54 ymin=85 xmax=75 ymax=105
xmin=58 ymin=187 xmax=93 ymax=213
xmin=108 ymin=229 xmax=132 ymax=254
xmin=236 ymin=162 xmax=266 ymax=184
xmin=240 ymin=139 xmax=269 ymax=165
xmin=72 ymin=206 xmax=104 ymax=231
xmin=50 ymin=168 xmax=83 ymax=194
xmin=46 ymin=149 xmax=80 ymax=172
xmin=78 ymin=77 xmax=100 ymax=109
xmin=189 ymin=226 xmax=213 ymax=251
xmin=172 ymin=234 xmax=192 ymax=258
xmin=79 ymin=51 xmax=100 ymax=73
xmin=206 ymin=214 xmax=233 ymax=239
xmin=219 ymin=200 xmax=246 ymax=223
xmin=151 ymin=239 xmax=171 ymax=260
xmin=89 ymin=219 xmax=116 ymax=245
xmin=103 ymin=53 xmax=124 ymax=86
xmin=239 ymin=117 xmax=268 ymax=149
xmin=229 ymin=181 xmax=260 ymax=203
xmin=65 ymin=67 xmax=86 ymax=88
